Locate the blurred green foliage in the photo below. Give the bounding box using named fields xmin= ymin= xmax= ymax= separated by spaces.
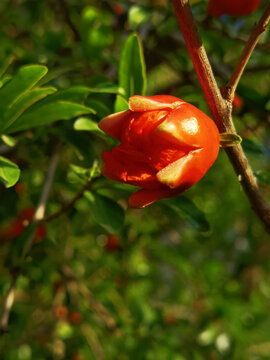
xmin=0 ymin=0 xmax=270 ymax=359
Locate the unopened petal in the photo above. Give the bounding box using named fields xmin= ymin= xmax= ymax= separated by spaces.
xmin=99 ymin=110 xmax=131 ymax=140
xmin=102 ymin=147 xmax=159 ymax=188
xmin=129 ymin=95 xmax=184 ymax=112
xmin=156 ymin=149 xmax=203 ymax=189
xmin=129 ymin=188 xmax=174 ymax=208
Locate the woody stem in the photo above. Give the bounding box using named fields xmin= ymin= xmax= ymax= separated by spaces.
xmin=170 ymin=0 xmax=270 ymax=233
xmin=223 ymin=4 xmax=270 ymax=102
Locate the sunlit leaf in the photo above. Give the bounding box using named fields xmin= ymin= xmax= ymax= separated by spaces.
xmin=160 ymin=196 xmax=210 ymax=232
xmin=115 ymin=33 xmax=147 ymax=112
xmin=84 ymin=191 xmax=125 ymax=233
xmin=0 ymin=156 xmax=20 ymax=188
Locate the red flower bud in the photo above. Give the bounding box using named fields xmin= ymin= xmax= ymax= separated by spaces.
xmin=99 ymin=95 xmax=220 ymax=208
xmin=208 ymin=0 xmax=261 ymax=17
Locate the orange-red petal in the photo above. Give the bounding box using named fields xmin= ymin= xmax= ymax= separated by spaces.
xmin=101 ymin=147 xmax=159 ymax=188
xmin=129 ymin=188 xmax=175 ymax=208
xmin=99 ymin=110 xmax=131 ymax=140
xmin=156 ymin=150 xmax=203 ymax=189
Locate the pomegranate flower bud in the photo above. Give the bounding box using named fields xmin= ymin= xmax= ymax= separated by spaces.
xmin=99 ymin=95 xmax=220 ymax=208
xmin=208 ymin=0 xmax=261 ymax=17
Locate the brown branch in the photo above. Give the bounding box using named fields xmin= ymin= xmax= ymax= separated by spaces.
xmin=170 ymin=0 xmax=270 ymax=233
xmin=42 ymin=181 xmax=91 ymax=223
xmin=224 ymin=4 xmax=270 ymax=102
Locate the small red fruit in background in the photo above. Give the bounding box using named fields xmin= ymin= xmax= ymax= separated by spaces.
xmin=8 ymin=207 xmax=46 ymax=240
xmin=15 ymin=182 xmax=27 ymax=195
xmin=53 ymin=306 xmax=68 ymax=319
xmin=232 ymin=93 xmax=243 ymax=111
xmin=99 ymin=95 xmax=220 ymax=208
xmin=113 ymin=3 xmax=124 ymax=15
xmin=68 ymin=311 xmax=82 ymax=324
xmin=105 ymin=235 xmax=121 ymax=253
xmin=71 ymin=353 xmax=85 ymax=360
xmin=208 ymin=0 xmax=261 ymax=17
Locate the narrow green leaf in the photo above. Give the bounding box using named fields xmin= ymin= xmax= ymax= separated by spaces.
xmin=53 ymin=127 xmax=94 ymax=164
xmin=1 ymin=87 xmax=56 ymax=133
xmin=1 ymin=134 xmax=16 ymax=147
xmin=0 ymin=54 xmax=15 ymax=79
xmin=255 ymin=170 xmax=270 ymax=186
xmin=84 ymin=191 xmax=125 ymax=233
xmin=5 ymin=101 xmax=93 ymax=133
xmin=0 ymin=156 xmax=20 ymax=188
xmin=115 ymin=33 xmax=147 ymax=112
xmin=39 ymin=85 xmax=120 ymax=105
xmin=70 ymin=164 xmax=91 ymax=181
xmin=74 ymin=117 xmax=118 ymax=145
xmin=85 ymin=99 xmax=111 ymax=119
xmin=160 ymin=196 xmax=210 ymax=232
xmin=74 ymin=117 xmax=102 ymax=134
xmin=0 ymin=65 xmax=48 ymax=128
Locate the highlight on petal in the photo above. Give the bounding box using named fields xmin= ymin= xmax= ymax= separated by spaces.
xmin=155 ymin=118 xmax=201 ymax=149
xmin=129 ymin=95 xmax=184 ymax=112
xmin=156 ymin=149 xmax=203 ymax=189
xmin=129 ymin=187 xmax=175 ymax=208
xmin=99 ymin=110 xmax=131 ymax=140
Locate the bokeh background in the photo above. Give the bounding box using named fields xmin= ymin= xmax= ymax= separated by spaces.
xmin=0 ymin=0 xmax=270 ymax=359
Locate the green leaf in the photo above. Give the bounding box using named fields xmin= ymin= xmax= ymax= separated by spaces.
xmin=0 ymin=156 xmax=20 ymax=188
xmin=84 ymin=191 xmax=125 ymax=233
xmin=70 ymin=164 xmax=91 ymax=181
xmin=1 ymin=134 xmax=16 ymax=147
xmin=38 ymin=85 xmax=120 ymax=107
xmin=74 ymin=117 xmax=102 ymax=134
xmin=0 ymin=54 xmax=15 ymax=79
xmin=85 ymin=99 xmax=111 ymax=119
xmin=255 ymin=170 xmax=270 ymax=186
xmin=115 ymin=33 xmax=147 ymax=112
xmin=160 ymin=196 xmax=210 ymax=232
xmin=5 ymin=101 xmax=93 ymax=133
xmin=74 ymin=117 xmax=118 ymax=145
xmin=128 ymin=6 xmax=151 ymax=30
xmin=1 ymin=87 xmax=56 ymax=133
xmin=53 ymin=127 xmax=94 ymax=165
xmin=0 ymin=65 xmax=48 ymax=129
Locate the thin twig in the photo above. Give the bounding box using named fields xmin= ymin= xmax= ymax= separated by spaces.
xmin=224 ymin=4 xmax=270 ymax=102
xmin=22 ymin=152 xmax=59 ymax=257
xmin=201 ymin=18 xmax=270 ymax=55
xmin=42 ymin=181 xmax=91 ymax=223
xmin=0 ymin=274 xmax=17 ymax=334
xmin=170 ymin=0 xmax=270 ymax=233
xmin=0 ymin=153 xmax=59 ymax=335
